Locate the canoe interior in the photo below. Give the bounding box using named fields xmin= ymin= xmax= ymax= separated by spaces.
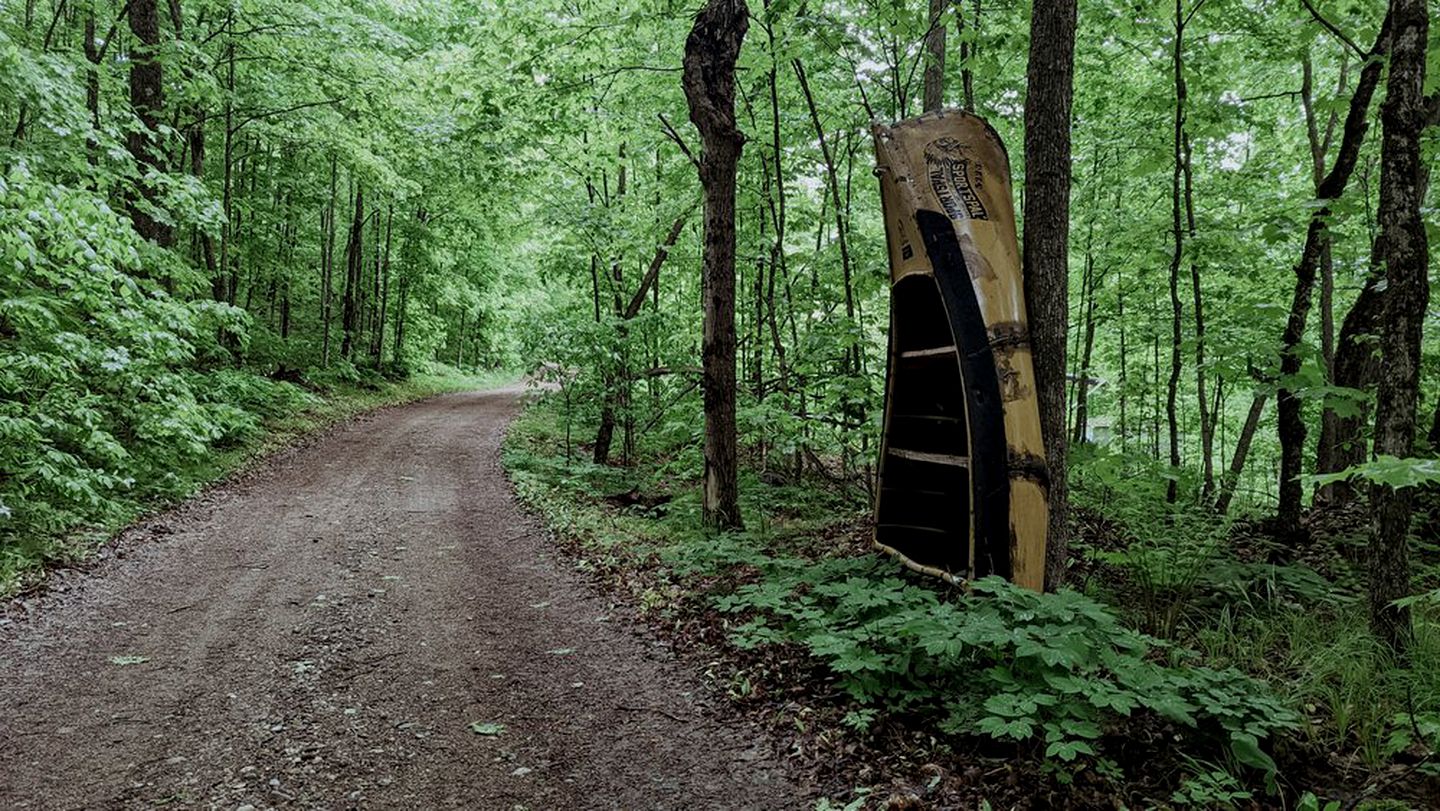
xmin=875 ymin=274 xmax=974 ymax=578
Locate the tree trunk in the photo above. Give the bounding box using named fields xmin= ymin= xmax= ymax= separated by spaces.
xmin=1367 ymin=0 xmax=1428 ymax=654
xmin=320 ymin=155 xmax=338 ymax=367
xmin=373 ymin=205 xmax=393 ymax=362
xmin=218 ymin=30 xmax=236 ymax=302
xmin=683 ymin=0 xmax=748 ymax=531
xmin=1022 ymin=0 xmax=1076 ymax=589
xmin=921 ymin=0 xmax=946 ymax=112
xmin=1428 ymin=392 xmax=1440 ymax=455
xmin=1164 ymin=0 xmax=1190 ymax=504
xmin=958 ymin=0 xmax=977 ymax=112
xmin=1319 ymin=162 xmax=1431 ymax=505
xmin=1117 ymin=281 xmax=1128 ymax=450
xmin=84 ymin=1 xmax=102 ymax=167
xmin=127 ymin=0 xmax=172 ymax=245
xmin=1072 ymin=248 xmax=1099 ymax=445
xmin=594 ymin=147 xmax=632 ymax=466
xmin=793 ymin=59 xmax=858 ymax=376
xmin=341 ymin=183 xmax=364 ymax=361
xmin=1182 ymin=132 xmax=1213 ymax=498
xmin=1215 ymin=393 xmax=1267 ymax=516
xmin=1276 ymin=15 xmax=1392 ymax=530
xmin=1307 ymin=50 xmax=1351 ymax=501
xmin=762 ymin=1 xmax=796 ymax=473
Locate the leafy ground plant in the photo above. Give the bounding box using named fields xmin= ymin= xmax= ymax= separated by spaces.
xmin=504 ymin=397 xmax=1309 ymax=805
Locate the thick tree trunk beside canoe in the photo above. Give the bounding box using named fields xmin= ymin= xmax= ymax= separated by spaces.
xmin=1023 ymin=0 xmax=1077 ymax=588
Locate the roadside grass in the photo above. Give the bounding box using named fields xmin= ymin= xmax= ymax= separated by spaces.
xmin=1186 ymin=591 xmax=1440 ymax=791
xmin=1069 ymin=444 xmax=1440 ymax=802
xmin=502 ymin=394 xmax=1345 ymax=808
xmin=0 ymin=363 xmax=510 ymax=597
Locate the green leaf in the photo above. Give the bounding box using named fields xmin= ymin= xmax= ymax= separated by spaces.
xmin=1229 ymin=731 xmax=1277 ymax=776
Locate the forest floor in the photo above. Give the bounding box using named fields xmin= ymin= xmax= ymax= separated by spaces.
xmin=0 ymin=388 xmax=798 ymax=809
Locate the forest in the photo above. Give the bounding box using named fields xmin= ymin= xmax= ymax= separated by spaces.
xmin=1 ymin=0 xmax=1438 ymax=806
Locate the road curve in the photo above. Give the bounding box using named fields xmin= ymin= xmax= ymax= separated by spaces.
xmin=0 ymin=388 xmax=795 ymax=810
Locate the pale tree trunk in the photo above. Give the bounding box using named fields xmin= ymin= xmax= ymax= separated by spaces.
xmin=1367 ymin=0 xmax=1428 ymax=654
xmin=683 ymin=0 xmax=748 ymax=531
xmin=1022 ymin=0 xmax=1077 ymax=589
xmin=1276 ymin=15 xmax=1392 ymax=530
xmin=921 ymin=0 xmax=946 ymax=112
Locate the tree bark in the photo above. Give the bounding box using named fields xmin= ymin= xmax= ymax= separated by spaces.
xmin=957 ymin=0 xmax=976 ymax=112
xmin=218 ymin=28 xmax=236 ymax=302
xmin=340 ymin=183 xmax=363 ymax=361
xmin=127 ymin=0 xmax=172 ymax=245
xmin=594 ymin=212 xmax=687 ymax=467
xmin=320 ymin=155 xmax=338 ymax=367
xmin=1428 ymin=392 xmax=1440 ymax=455
xmin=1215 ymin=393 xmax=1267 ymax=516
xmin=683 ymin=0 xmax=748 ymax=531
xmin=1164 ymin=0 xmax=1192 ymax=504
xmin=373 ymin=205 xmax=393 ymax=362
xmin=921 ymin=0 xmax=946 ymax=112
xmin=1319 ymin=162 xmax=1431 ymax=505
xmin=1367 ymin=0 xmax=1428 ymax=654
xmin=1022 ymin=0 xmax=1077 ymax=589
xmin=594 ymin=147 xmax=633 ymax=466
xmin=1071 ymin=246 xmax=1100 ymax=444
xmin=1182 ymin=132 xmax=1212 ymax=497
xmin=793 ymin=59 xmax=858 ymax=376
xmin=1276 ymin=14 xmax=1392 ymax=530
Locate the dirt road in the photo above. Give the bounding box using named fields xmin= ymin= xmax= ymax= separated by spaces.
xmin=0 ymin=388 xmax=795 ymax=810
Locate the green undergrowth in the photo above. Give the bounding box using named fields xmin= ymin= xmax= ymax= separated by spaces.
xmin=1069 ymin=444 xmax=1440 ymax=804
xmin=504 ymin=395 xmax=1308 ymax=803
xmin=0 ymin=362 xmax=506 ymax=596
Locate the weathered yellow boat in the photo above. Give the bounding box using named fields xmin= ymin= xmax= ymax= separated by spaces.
xmin=871 ymin=110 xmax=1048 ymax=591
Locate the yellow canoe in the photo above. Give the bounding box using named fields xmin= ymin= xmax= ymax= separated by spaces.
xmin=871 ymin=109 xmax=1048 ymax=591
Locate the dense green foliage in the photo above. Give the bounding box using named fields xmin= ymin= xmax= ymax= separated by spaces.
xmin=0 ymin=0 xmax=518 ymax=588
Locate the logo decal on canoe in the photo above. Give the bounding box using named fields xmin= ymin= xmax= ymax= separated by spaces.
xmin=924 ymin=137 xmax=988 ymax=221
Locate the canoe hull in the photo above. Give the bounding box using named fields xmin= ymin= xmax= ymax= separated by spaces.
xmin=871 ymin=110 xmax=1049 ymax=591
